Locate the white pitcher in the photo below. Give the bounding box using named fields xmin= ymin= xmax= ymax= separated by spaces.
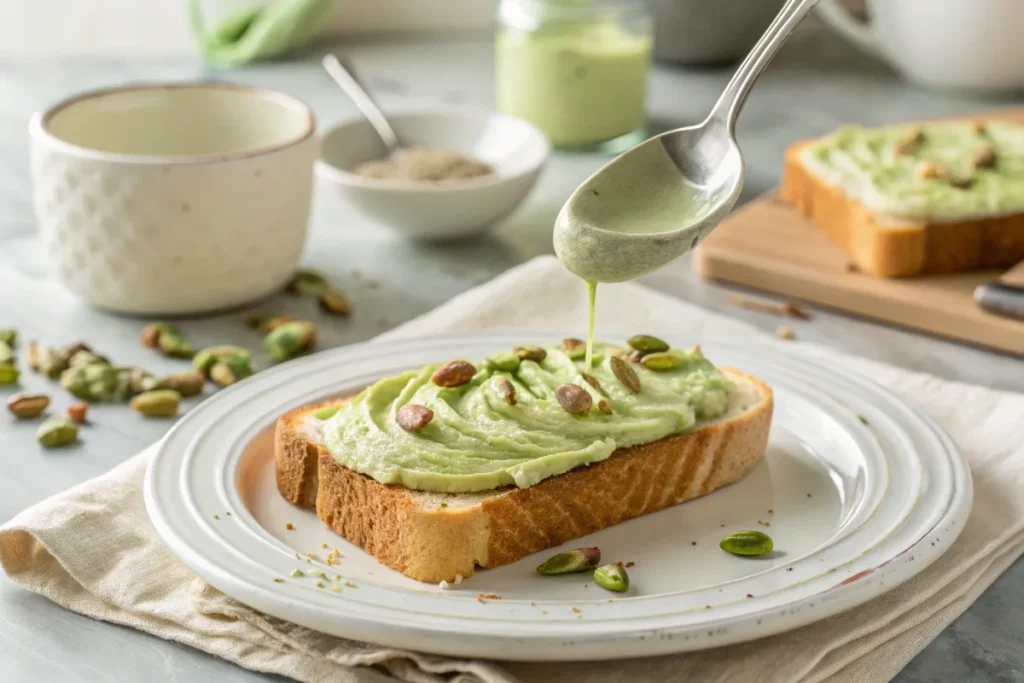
xmin=817 ymin=0 xmax=1024 ymax=93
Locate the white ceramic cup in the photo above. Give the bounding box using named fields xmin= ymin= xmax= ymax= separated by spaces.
xmin=818 ymin=0 xmax=1024 ymax=93
xmin=29 ymin=82 xmax=317 ymax=315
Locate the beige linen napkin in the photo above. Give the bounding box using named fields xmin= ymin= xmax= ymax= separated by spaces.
xmin=3 ymin=255 xmax=1023 ymax=683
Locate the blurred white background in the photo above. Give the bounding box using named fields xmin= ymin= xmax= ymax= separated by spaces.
xmin=0 ymin=0 xmax=498 ymax=57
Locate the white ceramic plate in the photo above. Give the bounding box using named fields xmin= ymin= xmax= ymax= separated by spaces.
xmin=144 ymin=333 xmax=972 ymax=661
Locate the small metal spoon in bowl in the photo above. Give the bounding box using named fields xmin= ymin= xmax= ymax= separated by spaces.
xmin=321 ymin=53 xmax=402 ymax=157
xmin=554 ymin=0 xmax=820 ymax=283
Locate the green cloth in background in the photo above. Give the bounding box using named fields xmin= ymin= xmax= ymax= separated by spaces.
xmin=189 ymin=0 xmax=333 ymax=66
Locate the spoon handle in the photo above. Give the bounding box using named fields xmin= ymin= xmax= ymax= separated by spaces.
xmin=322 ymin=53 xmax=402 ymax=155
xmin=708 ymin=0 xmax=820 ymax=134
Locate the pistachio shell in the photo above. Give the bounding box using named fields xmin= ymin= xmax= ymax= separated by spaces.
xmin=6 ymin=393 xmax=50 ymax=418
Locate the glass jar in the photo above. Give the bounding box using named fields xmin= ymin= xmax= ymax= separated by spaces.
xmin=496 ymin=0 xmax=652 ymax=151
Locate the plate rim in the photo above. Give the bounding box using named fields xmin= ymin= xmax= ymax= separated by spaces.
xmin=144 ymin=331 xmax=973 ymax=661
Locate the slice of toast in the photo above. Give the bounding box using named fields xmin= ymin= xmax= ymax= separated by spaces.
xmin=275 ymin=368 xmax=772 ymax=583
xmin=780 ymin=139 xmax=1024 ymax=277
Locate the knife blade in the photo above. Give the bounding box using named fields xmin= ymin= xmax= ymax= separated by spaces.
xmin=974 ymin=261 xmax=1024 ymax=321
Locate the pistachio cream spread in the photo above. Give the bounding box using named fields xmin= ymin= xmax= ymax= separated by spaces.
xmin=801 ymin=121 xmax=1024 ymax=222
xmin=318 ymin=341 xmax=733 ymax=493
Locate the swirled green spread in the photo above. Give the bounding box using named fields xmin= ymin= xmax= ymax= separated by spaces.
xmin=802 ymin=121 xmax=1024 ymax=222
xmin=319 ymin=343 xmax=733 ymax=493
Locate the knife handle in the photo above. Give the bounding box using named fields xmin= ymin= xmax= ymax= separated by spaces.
xmin=974 ymin=281 xmax=1024 ymax=321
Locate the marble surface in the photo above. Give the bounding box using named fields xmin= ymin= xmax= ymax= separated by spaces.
xmin=2 ymin=22 xmax=1023 ymax=683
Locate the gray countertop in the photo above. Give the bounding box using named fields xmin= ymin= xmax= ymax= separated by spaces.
xmin=1 ymin=22 xmax=1022 ymax=683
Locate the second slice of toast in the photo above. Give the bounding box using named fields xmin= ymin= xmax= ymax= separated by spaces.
xmin=276 ymin=368 xmax=772 ymax=583
xmin=780 ymin=139 xmax=1024 ymax=277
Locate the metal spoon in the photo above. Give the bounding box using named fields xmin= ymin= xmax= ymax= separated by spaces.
xmin=321 ymin=53 xmax=402 ymax=156
xmin=554 ymin=0 xmax=820 ymax=283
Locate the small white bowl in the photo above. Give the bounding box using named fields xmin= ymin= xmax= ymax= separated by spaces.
xmin=317 ymin=110 xmax=549 ymax=240
xmin=30 ymin=82 xmax=317 ymax=315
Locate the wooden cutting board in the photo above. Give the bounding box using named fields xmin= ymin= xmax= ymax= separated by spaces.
xmin=695 ymin=193 xmax=1024 ymax=356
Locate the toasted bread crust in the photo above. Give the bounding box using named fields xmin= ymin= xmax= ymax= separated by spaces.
xmin=780 ymin=140 xmax=1024 ymax=277
xmin=275 ymin=371 xmax=773 ymax=583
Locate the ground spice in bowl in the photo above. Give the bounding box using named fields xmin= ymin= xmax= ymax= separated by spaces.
xmin=353 ymin=147 xmax=494 ymax=183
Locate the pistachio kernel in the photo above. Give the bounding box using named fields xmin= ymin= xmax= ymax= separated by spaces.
xmin=593 ymin=564 xmax=630 ymax=593
xmin=640 ymin=352 xmax=681 ymax=371
xmin=67 ymin=401 xmax=89 ymax=424
xmin=555 ymin=383 xmax=592 ymax=415
xmin=916 ymin=161 xmax=948 ymax=180
xmin=319 ymin=289 xmax=353 ymax=317
xmin=972 ymin=144 xmax=996 ymax=170
xmin=597 ymin=399 xmax=613 ymax=415
xmin=6 ymin=393 xmax=50 ymax=419
xmin=129 ymin=389 xmax=181 ymax=418
xmin=286 ymin=269 xmax=329 ymax=296
xmin=156 ymin=370 xmax=206 ymax=397
xmin=244 ymin=312 xmax=293 ymax=332
xmin=36 ymin=418 xmax=79 ymax=448
xmin=485 ymin=352 xmax=520 ymax=373
xmin=396 ymin=403 xmax=434 ymax=431
xmin=496 ymin=377 xmax=516 ymax=405
xmin=892 ymin=127 xmax=924 ymax=156
xmin=514 ymin=344 xmax=547 ymax=363
xmin=627 ymin=334 xmax=669 ymax=353
xmin=209 ymin=362 xmax=242 ymax=387
xmin=264 ymin=321 xmax=317 ymax=362
xmin=610 ymin=356 xmax=641 ymax=392
xmin=193 ymin=345 xmax=250 ymax=375
xmin=561 ymin=338 xmax=586 ymax=359
xmin=720 ymin=530 xmax=774 ymax=557
xmin=949 ymin=175 xmax=974 ymax=190
xmin=0 ymin=328 xmax=15 ymax=346
xmin=37 ymin=346 xmax=68 ymax=379
xmin=140 ymin=322 xmax=169 ymax=348
xmin=431 ymin=360 xmax=477 ymax=388
xmin=581 ymin=373 xmax=603 ymax=393
xmin=536 ymin=547 xmax=601 ymax=575
xmin=0 ymin=341 xmax=11 ymax=365
xmin=624 ymin=348 xmax=646 ymax=364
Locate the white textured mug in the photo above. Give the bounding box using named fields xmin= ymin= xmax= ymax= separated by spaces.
xmin=817 ymin=0 xmax=1024 ymax=92
xmin=29 ymin=83 xmax=317 ymax=315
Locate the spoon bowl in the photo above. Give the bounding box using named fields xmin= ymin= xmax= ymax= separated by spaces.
xmin=554 ymin=130 xmax=744 ymax=282
xmin=554 ymin=0 xmax=818 ymax=283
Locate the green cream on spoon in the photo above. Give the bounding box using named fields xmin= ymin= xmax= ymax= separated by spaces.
xmin=553 ymin=0 xmax=820 ymax=355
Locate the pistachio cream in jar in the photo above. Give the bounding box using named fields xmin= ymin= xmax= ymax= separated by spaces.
xmin=496 ymin=0 xmax=652 ymax=149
